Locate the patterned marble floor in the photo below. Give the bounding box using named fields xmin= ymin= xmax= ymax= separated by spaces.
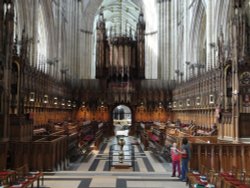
xmin=42 ymin=136 xmax=187 ymax=188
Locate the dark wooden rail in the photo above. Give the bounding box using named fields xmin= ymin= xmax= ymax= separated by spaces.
xmin=190 ymin=143 xmax=250 ymax=174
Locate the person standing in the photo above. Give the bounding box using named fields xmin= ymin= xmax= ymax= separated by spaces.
xmin=179 ymin=137 xmax=191 ymax=182
xmin=170 ymin=142 xmax=181 ymax=177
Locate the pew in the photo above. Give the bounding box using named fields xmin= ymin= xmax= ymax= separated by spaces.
xmin=137 ymin=123 xmax=149 ymax=150
xmin=186 ymin=142 xmax=250 ymax=187
xmin=147 ymin=126 xmax=166 ymax=159
xmin=31 ymin=135 xmax=68 ymax=171
xmin=95 ymin=122 xmax=105 ymax=149
xmin=67 ymin=132 xmax=79 ymax=162
xmin=77 ymin=121 xmax=95 ymax=159
xmin=156 ymin=123 xmax=250 ymax=187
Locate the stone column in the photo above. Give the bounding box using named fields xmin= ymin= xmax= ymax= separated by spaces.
xmin=31 ymin=0 xmax=38 ymax=67
xmin=206 ymin=0 xmax=214 ymax=71
xmin=158 ymin=0 xmax=163 ymax=79
xmin=183 ymin=0 xmax=191 ymax=74
xmin=171 ymin=0 xmax=178 ymax=81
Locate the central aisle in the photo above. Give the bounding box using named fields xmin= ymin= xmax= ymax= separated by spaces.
xmin=43 ymin=136 xmax=187 ymax=188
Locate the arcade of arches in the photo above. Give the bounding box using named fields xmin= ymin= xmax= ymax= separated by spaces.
xmin=1 ymin=0 xmax=250 ymax=187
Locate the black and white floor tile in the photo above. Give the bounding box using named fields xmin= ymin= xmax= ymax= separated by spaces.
xmin=42 ymin=136 xmax=187 ymax=188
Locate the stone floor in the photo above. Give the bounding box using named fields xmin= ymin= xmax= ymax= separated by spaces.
xmin=42 ymin=136 xmax=187 ymax=188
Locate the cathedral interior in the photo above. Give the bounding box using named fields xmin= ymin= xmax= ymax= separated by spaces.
xmin=1 ymin=0 xmax=250 ymax=187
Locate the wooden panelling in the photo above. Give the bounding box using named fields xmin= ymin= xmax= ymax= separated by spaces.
xmin=31 ymin=135 xmax=68 ymax=171
xmin=9 ymin=141 xmax=31 ymax=169
xmin=9 ymin=115 xmax=33 ymax=141
xmin=190 ymin=143 xmax=250 ymax=174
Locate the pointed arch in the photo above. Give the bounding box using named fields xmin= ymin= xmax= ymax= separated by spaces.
xmin=189 ymin=0 xmax=206 ymax=67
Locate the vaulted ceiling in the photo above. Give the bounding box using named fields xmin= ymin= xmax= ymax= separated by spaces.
xmin=98 ymin=0 xmax=141 ymax=36
xmin=81 ymin=0 xmax=155 ymax=33
xmin=13 ymin=0 xmax=158 ymax=80
xmin=12 ymin=0 xmax=236 ymax=82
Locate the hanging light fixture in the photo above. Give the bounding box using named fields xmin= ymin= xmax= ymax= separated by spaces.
xmin=72 ymin=101 xmax=76 ymax=108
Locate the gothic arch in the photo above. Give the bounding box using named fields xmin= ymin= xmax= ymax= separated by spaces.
xmin=189 ymin=0 xmax=206 ymax=66
xmin=39 ymin=1 xmax=56 ymax=58
xmin=14 ymin=1 xmax=51 ymax=68
xmin=223 ymin=1 xmax=234 ymax=44
xmin=215 ymin=1 xmax=229 ymax=35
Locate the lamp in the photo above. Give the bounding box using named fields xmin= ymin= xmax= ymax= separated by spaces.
xmin=53 ymin=97 xmax=58 ymax=105
xmin=67 ymin=100 xmax=71 ymax=107
xmin=158 ymin=102 xmax=163 ymax=109
xmin=81 ymin=102 xmax=87 ymax=112
xmin=196 ymin=97 xmax=200 ymax=106
xmin=209 ymin=95 xmax=214 ymax=104
xmin=29 ymin=92 xmax=35 ymax=102
xmin=43 ymin=94 xmax=48 ymax=104
xmin=168 ymin=102 xmax=172 ymax=109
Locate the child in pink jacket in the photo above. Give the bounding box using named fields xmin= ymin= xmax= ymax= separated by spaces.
xmin=170 ymin=142 xmax=181 ymax=177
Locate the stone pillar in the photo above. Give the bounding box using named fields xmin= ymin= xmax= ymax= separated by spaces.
xmin=232 ymin=3 xmax=240 ymax=142
xmin=171 ymin=0 xmax=178 ymax=81
xmin=183 ymin=0 xmax=191 ymax=75
xmin=3 ymin=0 xmax=15 ymax=140
xmin=206 ymin=0 xmax=215 ymax=71
xmin=157 ymin=1 xmax=162 ymax=79
xmin=31 ymin=0 xmax=38 ymax=67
